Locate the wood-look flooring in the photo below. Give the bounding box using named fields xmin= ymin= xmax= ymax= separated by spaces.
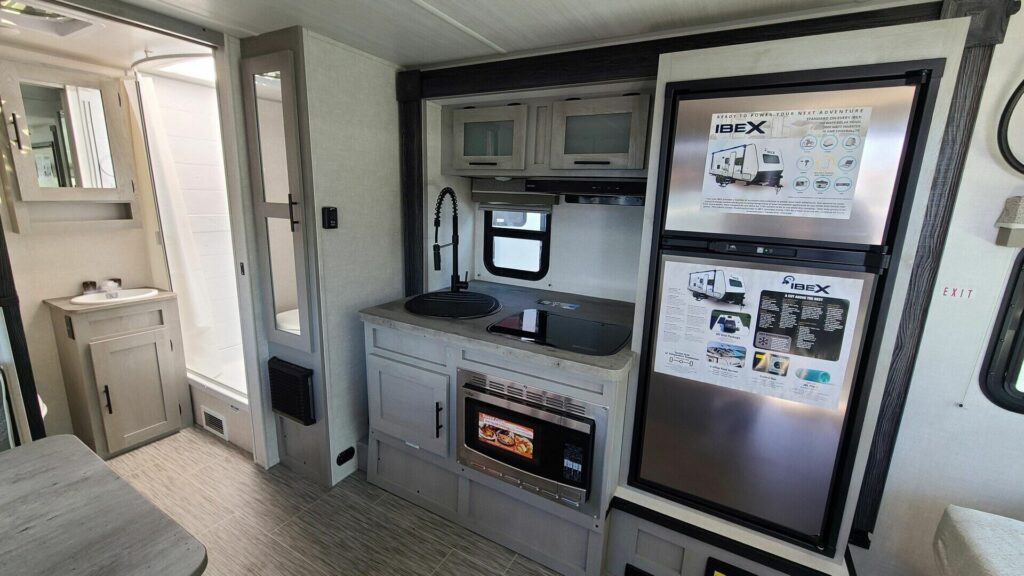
xmin=109 ymin=427 xmax=559 ymax=576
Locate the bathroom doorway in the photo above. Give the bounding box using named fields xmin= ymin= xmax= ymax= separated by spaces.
xmin=132 ymin=56 xmax=251 ymax=398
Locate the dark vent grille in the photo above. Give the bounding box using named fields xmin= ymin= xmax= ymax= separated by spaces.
xmin=268 ymin=357 xmax=315 ymax=426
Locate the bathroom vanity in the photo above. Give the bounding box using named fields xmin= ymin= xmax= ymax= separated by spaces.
xmin=45 ymin=291 xmax=189 ymax=459
xmin=361 ymin=282 xmax=633 ymax=576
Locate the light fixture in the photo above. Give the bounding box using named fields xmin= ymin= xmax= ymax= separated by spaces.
xmin=995 ymin=196 xmax=1024 ymax=247
xmin=0 ymin=0 xmax=93 ymax=37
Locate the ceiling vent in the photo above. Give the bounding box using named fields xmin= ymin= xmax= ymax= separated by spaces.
xmin=0 ymin=1 xmax=96 ymax=37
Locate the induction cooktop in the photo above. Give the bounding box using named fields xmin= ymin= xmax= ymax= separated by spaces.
xmin=487 ymin=309 xmax=631 ymax=356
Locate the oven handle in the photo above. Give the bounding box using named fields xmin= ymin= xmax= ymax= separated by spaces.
xmin=461 ymin=387 xmax=593 ymax=434
xmin=435 ymin=402 xmax=444 ymax=438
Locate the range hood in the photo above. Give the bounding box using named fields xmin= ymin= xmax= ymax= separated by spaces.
xmin=471 ymin=178 xmax=646 ymax=206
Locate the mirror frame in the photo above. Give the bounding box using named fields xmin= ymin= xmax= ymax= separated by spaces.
xmin=0 ymin=62 xmax=135 ymax=203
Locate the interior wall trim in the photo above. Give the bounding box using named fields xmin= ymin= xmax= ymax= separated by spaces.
xmin=397 ymin=3 xmax=946 ymax=296
xmin=49 ymin=0 xmax=225 ymax=47
xmin=0 ymin=221 xmax=46 ymax=440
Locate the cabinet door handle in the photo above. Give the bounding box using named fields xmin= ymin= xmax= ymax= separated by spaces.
xmin=287 ymin=193 xmax=300 ymax=232
xmin=468 ymin=161 xmax=498 ymax=166
xmin=574 ymin=160 xmax=611 ymax=165
xmin=103 ymin=385 xmax=113 ymax=414
xmin=10 ymin=113 xmax=24 ymax=151
xmin=435 ymin=402 xmax=444 ymax=438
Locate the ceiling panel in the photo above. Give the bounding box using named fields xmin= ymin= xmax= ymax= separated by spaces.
xmin=419 ymin=0 xmax=878 ymax=54
xmin=121 ymin=0 xmax=927 ymax=68
xmin=123 ymin=0 xmax=501 ymax=65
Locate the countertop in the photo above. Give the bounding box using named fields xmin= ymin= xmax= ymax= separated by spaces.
xmin=934 ymin=505 xmax=1024 ymax=576
xmin=360 ymin=281 xmax=636 ymax=375
xmin=0 ymin=435 xmax=206 ymax=576
xmin=44 ymin=289 xmax=176 ymax=314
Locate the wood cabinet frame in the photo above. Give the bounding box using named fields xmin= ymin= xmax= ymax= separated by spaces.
xmin=451 ymin=104 xmax=528 ymax=170
xmin=549 ymin=94 xmax=650 ymax=170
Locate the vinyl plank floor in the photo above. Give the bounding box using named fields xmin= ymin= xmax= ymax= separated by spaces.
xmin=108 ymin=427 xmax=566 ymax=576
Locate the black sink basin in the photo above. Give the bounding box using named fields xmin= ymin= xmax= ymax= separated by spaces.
xmin=405 ymin=291 xmax=501 ymax=319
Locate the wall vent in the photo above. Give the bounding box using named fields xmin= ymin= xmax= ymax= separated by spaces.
xmin=201 ymin=406 xmax=227 ymax=440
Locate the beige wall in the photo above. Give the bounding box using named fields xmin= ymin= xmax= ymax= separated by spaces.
xmin=301 ymin=29 xmax=404 ymax=485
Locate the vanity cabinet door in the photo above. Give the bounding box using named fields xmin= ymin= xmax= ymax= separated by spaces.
xmin=89 ymin=327 xmax=181 ymax=454
xmin=452 ymin=104 xmax=528 ymax=170
xmin=367 ymin=355 xmax=449 ymax=457
xmin=550 ymin=94 xmax=650 ymax=170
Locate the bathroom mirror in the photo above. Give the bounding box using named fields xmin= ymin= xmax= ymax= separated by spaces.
xmin=0 ymin=63 xmax=134 ymax=203
xmin=19 ymin=82 xmax=116 ymax=189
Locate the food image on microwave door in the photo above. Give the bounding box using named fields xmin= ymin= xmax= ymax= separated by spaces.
xmin=478 ymin=412 xmax=535 ymax=460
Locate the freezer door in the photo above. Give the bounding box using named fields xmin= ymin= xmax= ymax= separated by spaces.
xmin=662 ymin=83 xmax=919 ymax=246
xmin=632 ymin=253 xmax=876 ymax=546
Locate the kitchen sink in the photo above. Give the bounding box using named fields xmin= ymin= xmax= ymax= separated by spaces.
xmin=405 ymin=291 xmax=500 ymax=319
xmin=70 ymin=288 xmax=159 ymax=305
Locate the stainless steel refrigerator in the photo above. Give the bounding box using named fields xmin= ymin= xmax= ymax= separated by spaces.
xmin=629 ymin=61 xmax=943 ymax=555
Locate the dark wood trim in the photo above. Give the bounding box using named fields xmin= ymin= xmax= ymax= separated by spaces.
xmin=416 ymin=2 xmax=942 ymax=99
xmin=398 ymin=2 xmax=945 ymax=293
xmin=0 ymin=221 xmax=46 ymax=441
xmin=851 ymin=44 xmax=996 ymax=542
xmin=398 ymin=71 xmax=424 ymax=296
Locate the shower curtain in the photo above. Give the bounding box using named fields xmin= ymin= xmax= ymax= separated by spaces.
xmin=131 ymin=74 xmax=221 ymax=379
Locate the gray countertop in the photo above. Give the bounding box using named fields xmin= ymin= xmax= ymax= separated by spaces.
xmin=44 ymin=289 xmax=177 ymax=314
xmin=0 ymin=435 xmax=206 ymax=576
xmin=360 ymin=281 xmax=636 ymax=376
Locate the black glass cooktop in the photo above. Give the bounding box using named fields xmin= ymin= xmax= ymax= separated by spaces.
xmin=487 ymin=309 xmax=631 ymax=356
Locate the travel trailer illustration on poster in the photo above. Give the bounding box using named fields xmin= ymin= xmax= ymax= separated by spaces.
xmin=689 ymin=269 xmax=746 ymax=306
xmin=708 ymin=144 xmax=784 ymax=190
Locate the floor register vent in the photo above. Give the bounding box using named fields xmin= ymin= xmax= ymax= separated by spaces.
xmin=201 ymin=407 xmax=228 ymax=440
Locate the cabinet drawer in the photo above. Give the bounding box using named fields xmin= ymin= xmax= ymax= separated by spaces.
xmin=367 ymin=355 xmax=449 ymax=457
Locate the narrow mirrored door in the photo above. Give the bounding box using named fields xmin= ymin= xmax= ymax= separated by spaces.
xmin=241 ymin=52 xmax=313 ymax=353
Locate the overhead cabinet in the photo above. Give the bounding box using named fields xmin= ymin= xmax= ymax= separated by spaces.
xmin=452 ymin=104 xmax=528 ymax=170
xmin=550 ymin=94 xmax=650 ymax=170
xmin=442 ymin=90 xmax=652 ymax=178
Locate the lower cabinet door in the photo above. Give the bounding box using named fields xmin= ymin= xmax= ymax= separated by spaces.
xmin=367 ymin=355 xmax=449 ymax=457
xmin=90 ymin=327 xmax=181 ymax=453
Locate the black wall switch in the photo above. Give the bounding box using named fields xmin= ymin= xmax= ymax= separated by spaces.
xmin=322 ymin=206 xmax=338 ymax=229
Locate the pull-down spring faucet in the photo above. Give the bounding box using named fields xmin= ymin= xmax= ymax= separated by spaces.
xmin=433 ymin=187 xmax=469 ymax=293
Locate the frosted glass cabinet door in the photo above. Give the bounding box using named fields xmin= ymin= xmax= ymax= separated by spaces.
xmin=550 ymin=94 xmax=650 ymax=170
xmin=452 ymin=104 xmax=527 ymax=170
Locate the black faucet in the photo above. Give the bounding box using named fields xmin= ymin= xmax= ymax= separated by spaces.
xmin=433 ymin=187 xmax=469 ymax=293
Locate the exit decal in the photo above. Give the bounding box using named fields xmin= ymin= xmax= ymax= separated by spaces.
xmin=940 ymin=286 xmax=975 ymax=299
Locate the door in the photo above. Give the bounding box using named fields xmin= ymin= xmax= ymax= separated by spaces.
xmin=90 ymin=328 xmax=181 ymax=453
xmin=632 ymin=253 xmax=876 ymax=546
xmin=452 ymin=104 xmax=528 ymax=170
xmin=242 ymin=51 xmax=314 ymax=354
xmin=366 ymin=355 xmax=448 ymax=457
xmin=550 ymin=94 xmax=650 ymax=170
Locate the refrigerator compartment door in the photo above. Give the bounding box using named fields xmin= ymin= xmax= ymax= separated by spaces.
xmin=632 ymin=252 xmax=877 ymax=549
xmin=661 ymin=83 xmax=921 ymax=247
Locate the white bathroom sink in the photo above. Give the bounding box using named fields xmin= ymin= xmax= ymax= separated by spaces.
xmin=70 ymin=288 xmax=159 ymax=305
